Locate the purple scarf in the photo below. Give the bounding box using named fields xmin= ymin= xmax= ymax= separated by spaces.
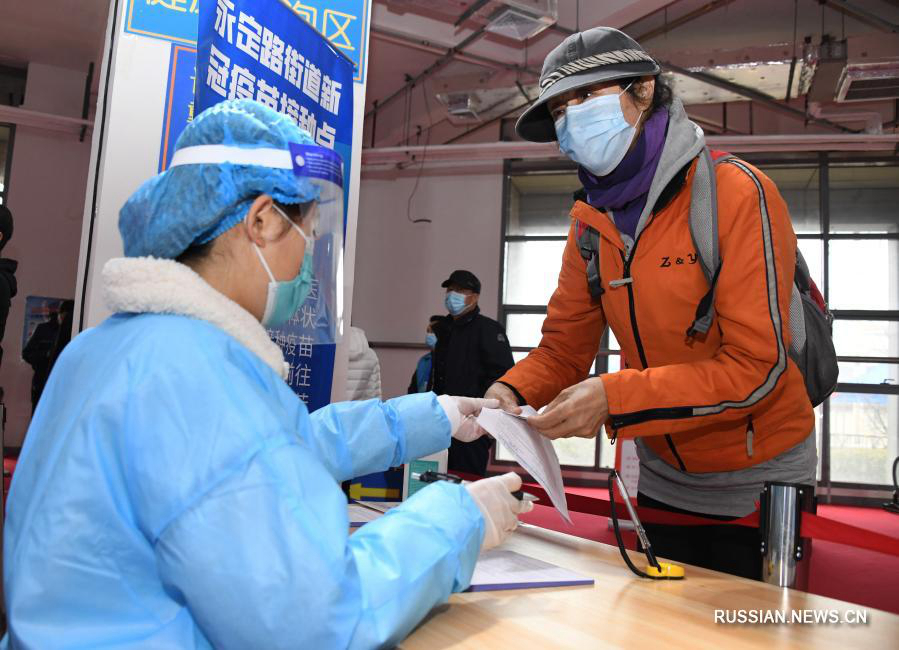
xmin=578 ymin=108 xmax=669 ymax=240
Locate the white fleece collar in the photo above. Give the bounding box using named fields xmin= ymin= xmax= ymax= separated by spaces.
xmin=102 ymin=257 xmax=288 ymax=380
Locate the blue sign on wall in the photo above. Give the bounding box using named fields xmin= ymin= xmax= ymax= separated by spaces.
xmin=124 ymin=0 xmax=199 ymax=46
xmin=196 ymin=0 xmax=354 ymax=412
xmin=158 ymin=45 xmax=198 ymax=172
xmin=126 ymin=0 xmax=369 ymax=84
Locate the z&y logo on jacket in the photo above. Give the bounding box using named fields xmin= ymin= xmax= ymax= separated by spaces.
xmin=660 ymin=253 xmax=699 ymax=268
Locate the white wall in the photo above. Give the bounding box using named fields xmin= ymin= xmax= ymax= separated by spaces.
xmin=74 ymin=27 xmax=170 ymax=330
xmin=352 ymin=165 xmax=504 ymax=397
xmin=1 ymin=63 xmax=92 ymax=446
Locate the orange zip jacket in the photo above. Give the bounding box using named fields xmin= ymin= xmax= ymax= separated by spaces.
xmin=499 ymin=108 xmax=813 ymax=473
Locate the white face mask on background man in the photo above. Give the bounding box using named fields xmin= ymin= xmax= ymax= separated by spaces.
xmin=445 ymin=291 xmax=469 ymax=316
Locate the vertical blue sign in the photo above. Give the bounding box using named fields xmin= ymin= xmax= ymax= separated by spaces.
xmin=196 ymin=0 xmax=353 ymax=412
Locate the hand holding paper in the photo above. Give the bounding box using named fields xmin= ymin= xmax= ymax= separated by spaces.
xmin=484 ymin=382 xmax=523 ymax=414
xmin=527 ymin=377 xmax=609 ymax=440
xmin=437 ymin=395 xmax=499 ymax=442
xmin=476 ymin=406 xmax=572 ymax=523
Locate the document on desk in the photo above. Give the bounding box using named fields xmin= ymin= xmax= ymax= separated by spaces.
xmin=348 ymin=502 xmax=388 ymax=528
xmin=467 ymin=549 xmax=594 ymax=592
xmin=476 ymin=407 xmax=571 ymax=523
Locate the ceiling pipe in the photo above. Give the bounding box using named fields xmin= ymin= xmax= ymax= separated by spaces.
xmin=453 ymin=0 xmax=492 ymax=27
xmin=361 ymin=133 xmax=899 ymax=169
xmin=632 ymin=0 xmax=738 ymax=42
xmin=661 ymin=61 xmax=857 ymax=133
xmin=821 ymin=0 xmax=899 ymax=34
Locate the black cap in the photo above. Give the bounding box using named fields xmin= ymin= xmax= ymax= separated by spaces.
xmin=441 ymin=270 xmax=481 ymax=294
xmin=515 ymin=27 xmax=660 ymax=143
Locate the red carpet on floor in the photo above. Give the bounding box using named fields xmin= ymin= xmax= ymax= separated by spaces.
xmin=520 ymin=487 xmax=899 ymax=615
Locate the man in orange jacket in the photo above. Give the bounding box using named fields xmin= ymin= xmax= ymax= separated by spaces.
xmin=486 ymin=27 xmax=816 ymax=580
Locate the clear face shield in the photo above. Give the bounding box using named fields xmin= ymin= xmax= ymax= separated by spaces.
xmin=166 ymin=141 xmax=345 ymax=345
xmin=284 ymin=142 xmax=344 ymax=346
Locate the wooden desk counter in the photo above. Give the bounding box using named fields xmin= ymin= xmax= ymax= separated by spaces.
xmin=401 ymin=524 xmax=899 ymax=650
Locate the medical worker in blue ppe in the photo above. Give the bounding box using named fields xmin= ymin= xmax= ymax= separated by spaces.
xmin=2 ymin=99 xmax=531 ymax=650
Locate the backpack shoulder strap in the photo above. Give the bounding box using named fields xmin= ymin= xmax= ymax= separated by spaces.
xmin=686 ymin=147 xmax=721 ymax=336
xmin=575 ymin=219 xmax=604 ymax=300
xmin=688 ymin=147 xmax=720 ymax=285
xmin=685 ymin=149 xmax=737 ymax=336
xmin=685 ymin=151 xmax=763 ymax=337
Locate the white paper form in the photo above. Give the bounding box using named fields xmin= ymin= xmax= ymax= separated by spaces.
xmin=476 ymin=407 xmax=572 ymax=523
xmin=468 ymin=549 xmax=594 ymax=592
xmin=348 ymin=503 xmax=384 ymax=528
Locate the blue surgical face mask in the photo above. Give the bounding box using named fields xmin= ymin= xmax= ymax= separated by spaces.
xmin=445 ymin=291 xmax=469 ymax=316
xmin=554 ymin=84 xmax=642 ymax=177
xmin=254 ymin=205 xmax=315 ymax=328
xmin=425 ymin=332 xmax=437 ymax=348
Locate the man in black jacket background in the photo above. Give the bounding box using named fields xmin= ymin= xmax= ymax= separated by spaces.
xmin=432 ymin=270 xmax=514 ymax=476
xmin=0 ymin=205 xmax=17 ymax=371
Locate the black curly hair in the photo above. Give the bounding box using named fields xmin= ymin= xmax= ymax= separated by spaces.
xmin=617 ymin=74 xmax=674 ymax=113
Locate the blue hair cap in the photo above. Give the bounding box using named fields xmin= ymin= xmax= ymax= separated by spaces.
xmin=119 ymin=99 xmax=318 ymax=259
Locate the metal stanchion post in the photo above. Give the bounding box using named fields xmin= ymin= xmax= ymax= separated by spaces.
xmin=759 ymin=481 xmax=816 ymax=589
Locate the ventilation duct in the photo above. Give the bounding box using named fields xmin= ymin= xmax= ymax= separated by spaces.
xmin=436 ymin=91 xmax=482 ymax=122
xmin=435 ymin=82 xmax=536 ymax=125
xmin=484 ymin=1 xmax=558 ymax=41
xmin=808 ymin=37 xmax=848 ymax=103
xmin=433 ymin=69 xmax=537 ymax=125
xmin=835 ymin=61 xmax=899 ymax=102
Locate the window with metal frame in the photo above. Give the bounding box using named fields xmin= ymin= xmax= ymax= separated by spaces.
xmin=768 ymin=158 xmax=899 ymax=497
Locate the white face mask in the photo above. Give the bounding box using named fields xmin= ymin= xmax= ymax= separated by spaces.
xmin=554 ymin=83 xmax=643 ymax=176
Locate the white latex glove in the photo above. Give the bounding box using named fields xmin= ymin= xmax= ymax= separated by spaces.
xmin=464 ymin=472 xmax=534 ymax=551
xmin=437 ymin=395 xmax=499 ymax=443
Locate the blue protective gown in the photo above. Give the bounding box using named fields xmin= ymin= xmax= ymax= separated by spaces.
xmin=2 ymin=312 xmax=484 ymax=649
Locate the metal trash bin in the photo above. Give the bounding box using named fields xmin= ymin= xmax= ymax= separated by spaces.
xmin=760 ymin=481 xmax=816 ymax=589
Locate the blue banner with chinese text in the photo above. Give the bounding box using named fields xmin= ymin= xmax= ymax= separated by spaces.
xmin=197 ymin=0 xmax=354 ymax=411
xmin=126 ymin=0 xmax=370 ymax=84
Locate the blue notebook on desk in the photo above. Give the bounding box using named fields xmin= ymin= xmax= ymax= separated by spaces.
xmin=467 ymin=549 xmax=594 ymax=592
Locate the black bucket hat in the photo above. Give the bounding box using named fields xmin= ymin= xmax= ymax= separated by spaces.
xmin=516 ymin=27 xmax=660 ymax=143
